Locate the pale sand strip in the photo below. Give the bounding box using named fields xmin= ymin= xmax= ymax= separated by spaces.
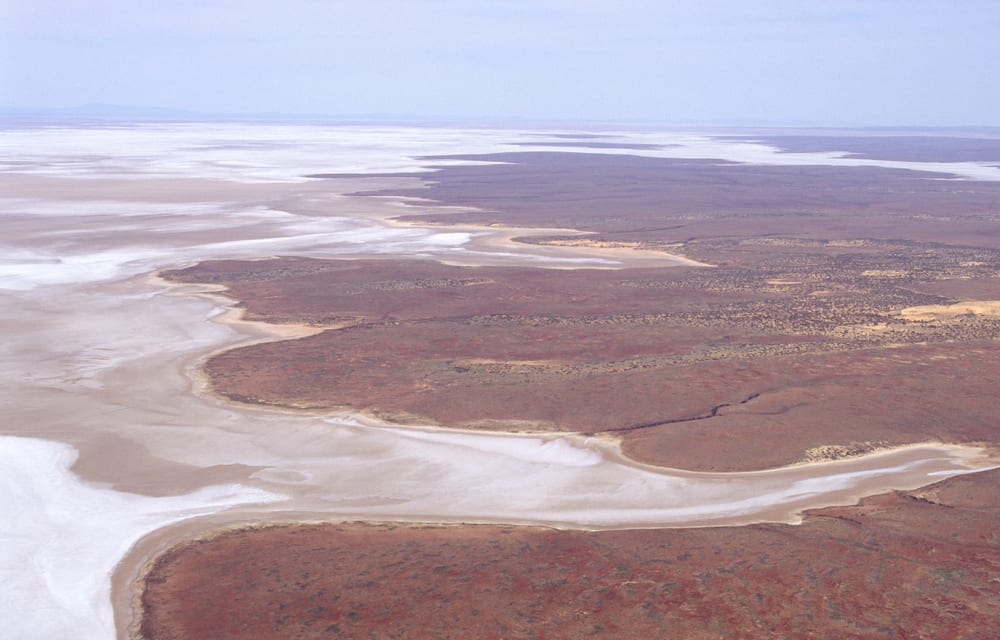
xmin=111 ymin=442 xmax=995 ymax=638
xmin=369 ymin=197 xmax=712 ymax=269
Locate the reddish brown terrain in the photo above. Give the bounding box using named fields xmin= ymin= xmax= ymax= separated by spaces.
xmin=332 ymin=150 xmax=1000 ymax=250
xmin=165 ymin=151 xmax=1000 ymax=469
xmin=146 ymin=138 xmax=1000 ymax=638
xmin=139 ymin=468 xmax=1000 ymax=640
xmin=164 ymin=254 xmax=1000 ymax=470
xmin=725 ymin=134 xmax=1000 ymax=163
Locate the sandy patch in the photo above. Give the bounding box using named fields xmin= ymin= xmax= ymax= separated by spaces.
xmin=900 ymin=299 xmax=1000 ymax=320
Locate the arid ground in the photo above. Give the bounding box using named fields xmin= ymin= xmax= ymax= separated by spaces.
xmin=2 ymin=125 xmax=997 ymax=639
xmin=141 ymin=135 xmax=1000 ymax=638
xmin=140 ymin=468 xmax=1000 ymax=640
xmin=165 ymin=144 xmax=1000 ymax=471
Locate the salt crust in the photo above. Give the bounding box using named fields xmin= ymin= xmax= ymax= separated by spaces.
xmin=0 ymin=436 xmax=283 ymax=640
xmin=1 ymin=124 xmax=998 ymax=639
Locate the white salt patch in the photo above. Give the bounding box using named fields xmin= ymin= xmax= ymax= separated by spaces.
xmin=0 ymin=436 xmax=284 ymax=640
xmin=0 ymin=123 xmax=995 ymax=639
xmin=0 ymin=124 xmax=531 ymax=182
xmin=416 ymin=231 xmax=472 ymax=246
xmin=927 ymin=464 xmax=1000 ymax=476
xmin=0 ymin=198 xmax=235 ymax=219
xmin=6 ymin=123 xmax=998 ymax=185
xmin=482 ymin=251 xmax=619 ymax=265
xmin=379 ymin=427 xmax=603 ymax=467
xmin=0 ymin=248 xmax=157 ymax=290
xmin=514 ymin=131 xmax=1000 ymax=182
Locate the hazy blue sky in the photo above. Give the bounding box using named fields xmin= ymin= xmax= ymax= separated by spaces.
xmin=2 ymin=0 xmax=998 ymax=125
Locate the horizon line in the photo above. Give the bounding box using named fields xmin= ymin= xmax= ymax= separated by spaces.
xmin=3 ymin=104 xmax=1000 ymax=132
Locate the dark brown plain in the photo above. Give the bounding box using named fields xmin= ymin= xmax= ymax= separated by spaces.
xmin=148 ymin=140 xmax=1000 ymax=638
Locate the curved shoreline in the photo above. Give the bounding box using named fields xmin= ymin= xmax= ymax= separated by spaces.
xmin=20 ymin=206 xmax=985 ymax=640
xmin=100 ymin=270 xmax=1000 ymax=638
xmin=115 ymin=443 xmax=995 ymax=638
xmin=133 ymin=469 xmax=1000 ymax=640
xmin=114 ymin=276 xmax=1000 ymax=636
xmin=156 ymin=262 xmax=996 ymax=472
xmin=2 ymin=125 xmax=998 ymax=640
xmin=374 ymin=203 xmax=714 ymax=269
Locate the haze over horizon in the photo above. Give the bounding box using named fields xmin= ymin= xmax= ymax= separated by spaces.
xmin=2 ymin=1 xmax=999 ymax=127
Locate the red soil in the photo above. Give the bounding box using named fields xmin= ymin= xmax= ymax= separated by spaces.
xmin=139 ymin=469 xmax=1000 ymax=640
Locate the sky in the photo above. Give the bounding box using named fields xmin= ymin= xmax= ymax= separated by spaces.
xmin=2 ymin=0 xmax=999 ymax=126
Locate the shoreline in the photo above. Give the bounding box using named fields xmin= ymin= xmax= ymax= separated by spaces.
xmin=373 ymin=200 xmax=714 ymax=269
xmin=155 ymin=256 xmax=997 ymax=474
xmin=131 ymin=466 xmax=1000 ymax=640
xmin=116 ymin=441 xmax=996 ymax=638
xmin=110 ymin=272 xmax=1000 ymax=637
xmin=2 ymin=126 xmax=997 ymax=639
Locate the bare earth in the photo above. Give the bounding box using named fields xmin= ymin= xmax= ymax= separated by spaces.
xmin=138 ymin=136 xmax=1000 ymax=637
xmin=162 ymin=252 xmax=1000 ymax=471
xmin=139 ymin=469 xmax=1000 ymax=640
